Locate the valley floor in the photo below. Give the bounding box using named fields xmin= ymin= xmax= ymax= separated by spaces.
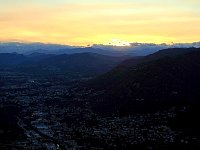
xmin=0 ymin=71 xmax=200 ymax=150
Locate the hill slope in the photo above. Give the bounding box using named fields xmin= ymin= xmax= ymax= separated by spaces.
xmin=92 ymin=47 xmax=200 ymax=88
xmin=91 ymin=48 xmax=200 ymax=114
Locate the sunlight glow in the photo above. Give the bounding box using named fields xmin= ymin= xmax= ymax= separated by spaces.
xmin=0 ymin=0 xmax=200 ymax=46
xmin=109 ymin=39 xmax=131 ymax=47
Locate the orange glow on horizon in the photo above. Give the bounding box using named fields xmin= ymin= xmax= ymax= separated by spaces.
xmin=0 ymin=1 xmax=200 ymax=46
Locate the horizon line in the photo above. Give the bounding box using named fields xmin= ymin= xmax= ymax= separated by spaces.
xmin=1 ymin=40 xmax=200 ymax=47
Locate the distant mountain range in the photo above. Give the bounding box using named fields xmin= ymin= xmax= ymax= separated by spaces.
xmin=0 ymin=42 xmax=200 ymax=56
xmin=0 ymin=53 xmax=28 ymax=66
xmin=0 ymin=52 xmax=127 ymax=78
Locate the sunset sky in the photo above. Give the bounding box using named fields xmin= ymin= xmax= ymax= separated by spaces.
xmin=0 ymin=0 xmax=200 ymax=46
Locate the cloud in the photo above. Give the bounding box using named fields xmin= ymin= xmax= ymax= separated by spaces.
xmin=92 ymin=41 xmax=200 ymax=56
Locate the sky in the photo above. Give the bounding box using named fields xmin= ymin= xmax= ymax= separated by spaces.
xmin=0 ymin=0 xmax=200 ymax=46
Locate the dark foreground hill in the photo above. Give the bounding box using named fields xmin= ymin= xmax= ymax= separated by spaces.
xmin=90 ymin=48 xmax=200 ymax=115
xmin=91 ymin=47 xmax=200 ymax=88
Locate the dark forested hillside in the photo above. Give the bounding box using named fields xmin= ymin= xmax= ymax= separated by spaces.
xmin=91 ymin=48 xmax=200 ymax=89
xmin=91 ymin=49 xmax=200 ymax=115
